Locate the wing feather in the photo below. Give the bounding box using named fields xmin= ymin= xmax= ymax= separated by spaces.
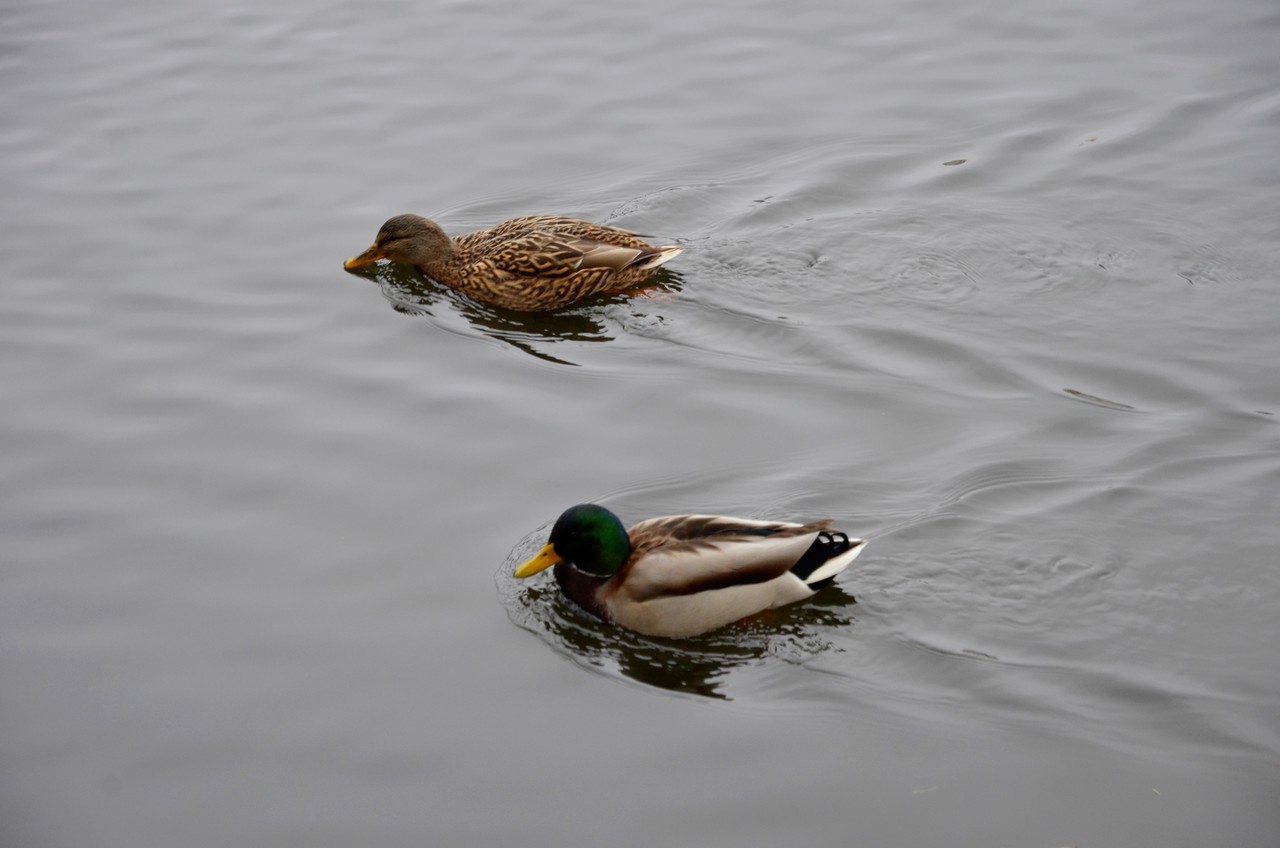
xmin=620 ymin=516 xmax=826 ymax=602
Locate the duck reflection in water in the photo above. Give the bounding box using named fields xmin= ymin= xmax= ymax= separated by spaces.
xmin=506 ymin=563 xmax=859 ymax=701
xmin=345 ymin=259 xmax=683 ymax=366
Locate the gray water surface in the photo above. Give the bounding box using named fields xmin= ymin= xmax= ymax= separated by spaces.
xmin=3 ymin=1 xmax=1279 ymax=846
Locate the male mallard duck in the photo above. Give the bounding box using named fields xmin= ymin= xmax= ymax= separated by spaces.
xmin=514 ymin=504 xmax=866 ymax=638
xmin=344 ymin=214 xmax=682 ymax=311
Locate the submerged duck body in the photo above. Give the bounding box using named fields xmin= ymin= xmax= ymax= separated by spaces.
xmin=344 ymin=214 xmax=682 ymax=311
xmin=514 ymin=504 xmax=866 ymax=638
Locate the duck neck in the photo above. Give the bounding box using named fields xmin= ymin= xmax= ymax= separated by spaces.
xmin=413 ymin=235 xmax=456 ymax=280
xmin=554 ymin=561 xmax=610 ymax=620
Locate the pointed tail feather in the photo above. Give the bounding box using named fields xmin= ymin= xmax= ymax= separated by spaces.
xmin=790 ymin=532 xmax=866 ymax=587
xmin=633 ymin=245 xmax=683 ymax=270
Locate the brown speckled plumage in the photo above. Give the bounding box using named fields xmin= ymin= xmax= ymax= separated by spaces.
xmin=344 ymin=213 xmax=682 ymax=311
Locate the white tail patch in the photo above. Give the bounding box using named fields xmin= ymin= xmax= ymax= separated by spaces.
xmin=634 ymin=245 xmax=683 ymax=270
xmin=803 ymin=538 xmax=866 ymax=586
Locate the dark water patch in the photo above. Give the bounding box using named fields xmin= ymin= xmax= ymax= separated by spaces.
xmin=1063 ymin=387 xmax=1137 ymax=411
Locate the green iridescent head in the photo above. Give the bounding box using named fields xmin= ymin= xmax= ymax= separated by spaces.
xmin=514 ymin=503 xmax=631 ymax=578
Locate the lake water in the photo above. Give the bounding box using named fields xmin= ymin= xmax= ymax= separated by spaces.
xmin=3 ymin=0 xmax=1279 ymax=845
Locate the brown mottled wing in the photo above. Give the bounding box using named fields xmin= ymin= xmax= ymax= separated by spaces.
xmin=484 ymin=216 xmax=648 ymax=240
xmin=620 ymin=515 xmax=830 ymax=602
xmin=482 ymin=234 xmax=590 ymax=278
xmin=483 ymin=233 xmax=650 ymax=279
xmin=459 ymin=217 xmax=646 ymax=249
xmin=445 ymin=216 xmax=679 ymax=310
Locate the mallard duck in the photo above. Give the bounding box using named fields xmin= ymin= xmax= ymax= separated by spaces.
xmin=344 ymin=214 xmax=682 ymax=311
xmin=514 ymin=504 xmax=866 ymax=638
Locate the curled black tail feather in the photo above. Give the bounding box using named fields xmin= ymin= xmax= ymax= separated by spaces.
xmin=789 ymin=530 xmax=853 ymax=586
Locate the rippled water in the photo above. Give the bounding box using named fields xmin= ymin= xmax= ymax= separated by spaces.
xmin=3 ymin=0 xmax=1279 ymax=845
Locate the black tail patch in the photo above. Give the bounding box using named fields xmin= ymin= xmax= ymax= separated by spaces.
xmin=789 ymin=530 xmax=853 ymax=584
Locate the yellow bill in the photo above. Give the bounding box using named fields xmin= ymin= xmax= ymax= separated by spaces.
xmin=343 ymin=244 xmax=384 ymax=270
xmin=514 ymin=543 xmax=562 ymax=578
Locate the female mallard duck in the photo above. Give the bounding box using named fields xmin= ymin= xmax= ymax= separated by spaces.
xmin=344 ymin=214 xmax=682 ymax=312
xmin=514 ymin=504 xmax=866 ymax=638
